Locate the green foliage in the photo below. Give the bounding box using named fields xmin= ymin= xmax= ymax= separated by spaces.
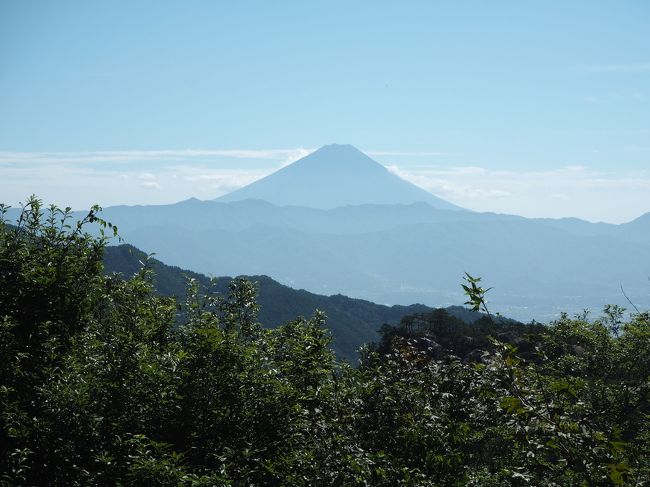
xmin=1 ymin=198 xmax=648 ymax=485
xmin=462 ymin=272 xmax=493 ymax=321
xmin=374 ymin=307 xmax=544 ymax=362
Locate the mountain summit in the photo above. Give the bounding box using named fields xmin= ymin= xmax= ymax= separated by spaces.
xmin=216 ymin=144 xmax=462 ymax=210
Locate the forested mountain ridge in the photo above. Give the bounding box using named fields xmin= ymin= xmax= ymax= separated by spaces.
xmin=104 ymin=244 xmax=488 ymax=361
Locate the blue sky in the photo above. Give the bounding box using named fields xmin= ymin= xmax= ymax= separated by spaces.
xmin=1 ymin=1 xmax=649 ymax=222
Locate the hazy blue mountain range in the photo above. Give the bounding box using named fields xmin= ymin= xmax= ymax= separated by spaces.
xmin=217 ymin=144 xmax=462 ymax=210
xmin=6 ymin=145 xmax=650 ymax=322
xmin=88 ymin=207 xmax=650 ymax=322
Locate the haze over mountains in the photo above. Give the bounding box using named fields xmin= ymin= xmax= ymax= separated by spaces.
xmin=10 ymin=144 xmax=650 ymax=322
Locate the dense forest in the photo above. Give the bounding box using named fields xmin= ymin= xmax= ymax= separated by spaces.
xmin=1 ymin=198 xmax=649 ymax=485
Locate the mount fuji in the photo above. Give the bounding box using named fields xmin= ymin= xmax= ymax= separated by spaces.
xmin=216 ymin=144 xmax=462 ymax=211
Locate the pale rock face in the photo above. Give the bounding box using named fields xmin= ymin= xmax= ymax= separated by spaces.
xmin=216 ymin=144 xmax=463 ymax=211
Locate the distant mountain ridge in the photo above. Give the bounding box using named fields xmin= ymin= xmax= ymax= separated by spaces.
xmin=216 ymin=144 xmax=462 ymax=210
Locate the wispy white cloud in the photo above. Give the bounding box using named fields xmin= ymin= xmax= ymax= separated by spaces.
xmin=279 ymin=148 xmax=313 ymax=167
xmin=171 ymin=165 xmax=269 ymax=192
xmin=572 ymin=62 xmax=650 ymax=73
xmin=367 ymin=151 xmax=460 ymax=157
xmin=0 ymin=162 xmax=272 ymax=209
xmin=387 ymin=164 xmax=650 ymax=223
xmin=0 ymin=148 xmax=314 ymax=166
xmin=581 ymin=92 xmax=646 ymax=104
xmin=138 ymin=173 xmax=161 ymax=190
xmin=140 ymin=180 xmax=161 ymax=190
xmin=0 ymin=149 xmax=309 ymax=207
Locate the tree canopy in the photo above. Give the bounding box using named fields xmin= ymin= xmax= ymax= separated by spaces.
xmin=1 ymin=197 xmax=648 ymax=485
